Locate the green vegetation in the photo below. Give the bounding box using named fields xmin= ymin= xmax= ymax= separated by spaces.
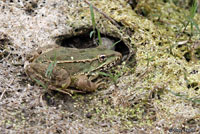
xmin=33 ymin=77 xmax=47 ymax=89
xmin=89 ymin=4 xmax=102 ymax=45
xmin=45 ymin=53 xmax=57 ymax=78
xmin=182 ymin=0 xmax=200 ymax=37
xmin=168 ymin=89 xmax=200 ymax=104
xmin=89 ymin=4 xmax=96 ymax=39
xmin=99 ymin=71 xmax=121 ymax=86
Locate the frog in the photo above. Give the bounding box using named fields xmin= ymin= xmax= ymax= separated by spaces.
xmin=25 ymin=45 xmax=122 ymax=95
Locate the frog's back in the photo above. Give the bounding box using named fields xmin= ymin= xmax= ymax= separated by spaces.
xmin=35 ymin=47 xmax=121 ymax=75
xmin=36 ymin=47 xmax=120 ymax=61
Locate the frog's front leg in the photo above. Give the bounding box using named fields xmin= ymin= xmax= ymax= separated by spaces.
xmin=25 ymin=63 xmax=71 ymax=92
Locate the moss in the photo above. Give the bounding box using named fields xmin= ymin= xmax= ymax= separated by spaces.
xmin=63 ymin=0 xmax=200 ymax=131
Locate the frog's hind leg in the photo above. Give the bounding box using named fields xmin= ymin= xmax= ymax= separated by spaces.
xmin=26 ymin=63 xmax=72 ymax=94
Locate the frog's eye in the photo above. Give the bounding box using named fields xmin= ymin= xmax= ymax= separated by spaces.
xmin=98 ymin=55 xmax=107 ymax=62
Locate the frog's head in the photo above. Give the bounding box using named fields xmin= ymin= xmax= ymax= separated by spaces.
xmin=92 ymin=48 xmax=122 ymax=72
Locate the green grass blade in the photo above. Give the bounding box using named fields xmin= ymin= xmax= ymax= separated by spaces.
xmin=90 ymin=4 xmax=96 ymax=35
xmin=168 ymin=89 xmax=200 ymax=104
xmin=97 ymin=29 xmax=102 ymax=45
xmin=45 ymin=62 xmax=55 ymax=78
xmin=190 ymin=18 xmax=200 ymax=34
xmin=90 ymin=31 xmax=95 ymax=38
xmin=33 ymin=78 xmax=47 ymax=89
xmin=98 ymin=72 xmax=111 ymax=77
xmin=112 ymin=40 xmax=121 ymax=48
xmin=190 ymin=0 xmax=198 ymax=18
xmin=45 ymin=53 xmax=57 ymax=78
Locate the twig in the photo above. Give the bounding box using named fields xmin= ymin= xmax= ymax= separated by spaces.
xmin=0 ymin=77 xmax=15 ymax=101
xmin=83 ymin=0 xmax=121 ymax=29
xmin=0 ymin=88 xmax=6 ymax=101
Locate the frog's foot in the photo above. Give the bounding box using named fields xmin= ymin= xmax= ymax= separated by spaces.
xmin=70 ymin=75 xmax=100 ymax=92
xmin=95 ymin=79 xmax=107 ymax=89
xmin=89 ymin=74 xmax=107 ymax=89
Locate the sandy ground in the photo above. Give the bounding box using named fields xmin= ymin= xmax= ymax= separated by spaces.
xmin=0 ymin=0 xmax=98 ymax=133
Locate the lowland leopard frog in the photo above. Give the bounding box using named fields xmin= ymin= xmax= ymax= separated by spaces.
xmin=25 ymin=45 xmax=122 ymax=95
